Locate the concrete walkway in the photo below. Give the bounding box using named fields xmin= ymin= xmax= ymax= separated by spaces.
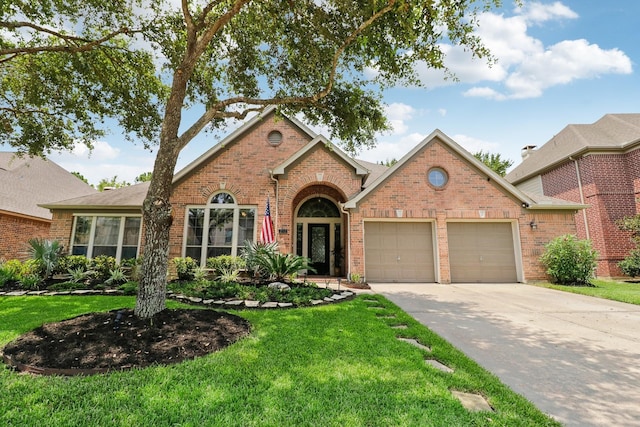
xmin=369 ymin=283 xmax=640 ymax=427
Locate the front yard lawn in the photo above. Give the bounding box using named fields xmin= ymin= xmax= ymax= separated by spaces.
xmin=535 ymin=279 xmax=640 ymax=305
xmin=0 ymin=295 xmax=559 ymax=426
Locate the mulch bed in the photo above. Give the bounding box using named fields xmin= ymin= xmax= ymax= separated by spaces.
xmin=2 ymin=308 xmax=251 ymax=375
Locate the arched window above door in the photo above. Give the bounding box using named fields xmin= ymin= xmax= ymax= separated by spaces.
xmin=297 ymin=197 xmax=340 ymax=218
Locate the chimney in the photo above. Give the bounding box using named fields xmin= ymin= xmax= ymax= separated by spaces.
xmin=521 ymin=145 xmax=537 ymax=160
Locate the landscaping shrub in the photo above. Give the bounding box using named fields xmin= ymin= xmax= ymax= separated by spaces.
xmin=618 ymin=249 xmax=640 ymax=278
xmin=173 ymin=257 xmax=198 ymax=281
xmin=206 ymin=255 xmax=246 ymax=274
xmin=88 ymin=255 xmax=118 ymax=284
xmin=0 ymin=259 xmax=22 ymax=288
xmin=56 ymin=255 xmax=91 ymax=275
xmin=241 ymin=240 xmax=279 ymax=278
xmin=616 ymin=215 xmax=640 ymax=278
xmin=540 ymin=234 xmax=598 ymax=286
xmin=28 ymin=238 xmax=63 ymax=279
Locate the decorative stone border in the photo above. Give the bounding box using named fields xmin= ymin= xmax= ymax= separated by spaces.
xmin=0 ymin=289 xmax=357 ymax=309
xmin=167 ymin=290 xmax=355 ymax=309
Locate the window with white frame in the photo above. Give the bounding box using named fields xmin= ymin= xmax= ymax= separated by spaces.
xmin=184 ymin=192 xmax=256 ymax=265
xmin=71 ymin=215 xmax=142 ymax=261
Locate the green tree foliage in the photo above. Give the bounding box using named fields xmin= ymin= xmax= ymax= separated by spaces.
xmin=135 ymin=172 xmax=153 ymax=183
xmin=473 ymin=150 xmax=514 ymax=177
xmin=0 ymin=1 xmax=166 ymax=156
xmin=71 ymin=171 xmax=90 ymax=185
xmin=379 ymin=158 xmax=398 ymax=167
xmin=96 ymin=175 xmax=130 ymax=191
xmin=616 ymin=215 xmax=640 ymax=277
xmin=540 ymin=234 xmax=598 ymax=286
xmin=3 ymin=0 xmax=502 ymax=317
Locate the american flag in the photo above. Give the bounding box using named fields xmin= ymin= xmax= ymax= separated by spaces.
xmin=260 ymin=196 xmax=275 ymax=243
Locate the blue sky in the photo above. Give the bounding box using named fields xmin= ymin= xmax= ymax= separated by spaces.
xmin=44 ymin=1 xmax=639 ymax=185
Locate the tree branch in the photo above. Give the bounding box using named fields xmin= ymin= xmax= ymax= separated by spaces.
xmin=0 ymin=22 xmax=135 ymax=57
xmin=177 ymin=1 xmax=398 ymax=149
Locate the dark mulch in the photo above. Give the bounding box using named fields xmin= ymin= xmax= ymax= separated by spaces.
xmin=2 ymin=309 xmax=251 ymax=375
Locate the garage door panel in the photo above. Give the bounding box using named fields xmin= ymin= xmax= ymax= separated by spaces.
xmin=448 ymin=222 xmax=517 ymax=283
xmin=365 ymin=222 xmax=435 ymax=283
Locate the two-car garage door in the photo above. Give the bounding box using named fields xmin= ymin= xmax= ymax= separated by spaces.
xmin=364 ymin=221 xmax=518 ymax=283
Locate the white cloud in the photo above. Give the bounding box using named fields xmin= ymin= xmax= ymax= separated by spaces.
xmin=357 ymin=132 xmax=426 ymax=164
xmin=517 ymin=1 xmax=579 ymax=24
xmin=413 ymin=2 xmax=632 ymax=100
xmin=50 ymin=140 xmax=154 ymax=186
xmin=384 ymin=103 xmax=415 ymax=135
xmin=451 ymin=134 xmax=500 ymax=155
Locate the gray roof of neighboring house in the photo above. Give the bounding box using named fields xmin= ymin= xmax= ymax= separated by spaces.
xmin=40 ymin=181 xmax=149 ymax=210
xmin=506 ymin=113 xmax=640 ymax=184
xmin=356 ymin=159 xmax=389 ymax=187
xmin=0 ymin=152 xmax=97 ymax=220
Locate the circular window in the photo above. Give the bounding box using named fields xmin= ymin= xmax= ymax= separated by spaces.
xmin=267 ymin=130 xmax=283 ymax=146
xmin=428 ymin=167 xmax=448 ymax=188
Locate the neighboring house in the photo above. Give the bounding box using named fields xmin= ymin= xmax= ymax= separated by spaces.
xmin=42 ymin=108 xmax=583 ymax=283
xmin=0 ymin=153 xmax=96 ymax=261
xmin=506 ymin=114 xmax=640 ymax=277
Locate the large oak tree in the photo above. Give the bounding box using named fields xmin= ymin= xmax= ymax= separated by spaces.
xmin=2 ymin=0 xmax=501 ymax=318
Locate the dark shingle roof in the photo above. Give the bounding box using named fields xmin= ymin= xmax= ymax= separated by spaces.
xmin=506 ymin=114 xmax=640 ymax=184
xmin=0 ymin=152 xmax=96 ymax=220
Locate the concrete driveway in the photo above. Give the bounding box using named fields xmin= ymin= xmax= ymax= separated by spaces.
xmin=368 ymin=283 xmax=640 ymax=427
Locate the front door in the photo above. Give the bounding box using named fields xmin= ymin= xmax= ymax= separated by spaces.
xmin=308 ymin=223 xmax=330 ymax=275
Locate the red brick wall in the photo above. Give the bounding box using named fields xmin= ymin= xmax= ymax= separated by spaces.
xmin=170 ymin=113 xmax=363 ymax=259
xmin=541 ymin=153 xmax=639 ymax=277
xmin=0 ymin=213 xmax=51 ymax=261
xmin=350 ymin=138 xmax=577 ymax=282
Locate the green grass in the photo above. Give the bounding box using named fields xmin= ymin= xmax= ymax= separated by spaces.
xmin=534 ymin=279 xmax=640 ymax=305
xmin=0 ymin=295 xmax=559 ymax=426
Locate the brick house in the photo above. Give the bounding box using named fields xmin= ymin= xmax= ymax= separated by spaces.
xmin=0 ymin=153 xmax=96 ymax=261
xmin=506 ymin=114 xmax=640 ymax=277
xmin=42 ymin=108 xmax=582 ymax=283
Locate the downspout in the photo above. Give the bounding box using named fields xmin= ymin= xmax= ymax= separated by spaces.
xmin=269 ymin=170 xmax=279 ymax=239
xmin=570 ymin=157 xmax=590 ymax=239
xmin=339 ymin=202 xmax=351 ymax=280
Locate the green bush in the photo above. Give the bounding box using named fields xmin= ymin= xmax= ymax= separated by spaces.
xmin=618 ymin=248 xmax=640 ymax=278
xmin=206 ymin=255 xmax=246 ymax=273
xmin=57 ymin=255 xmax=91 ymax=275
xmin=173 ymin=257 xmax=198 ymax=281
xmin=0 ymin=260 xmax=23 ymax=288
xmin=28 ymin=238 xmax=63 ymax=279
xmin=540 ymin=234 xmax=598 ymax=286
xmin=252 ymin=251 xmax=316 ymax=282
xmin=118 ymin=281 xmax=138 ymax=295
xmin=88 ymin=255 xmax=118 ymax=284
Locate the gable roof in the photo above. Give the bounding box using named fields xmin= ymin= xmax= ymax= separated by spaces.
xmin=173 ymin=106 xmax=318 ymax=184
xmin=271 ymin=135 xmax=369 ymax=177
xmin=506 ymin=113 xmax=640 ymax=184
xmin=344 ymin=129 xmax=584 ymax=210
xmin=0 ymin=152 xmax=96 ymax=220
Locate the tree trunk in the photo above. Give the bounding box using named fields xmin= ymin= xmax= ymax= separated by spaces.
xmin=134 ymin=144 xmax=179 ymax=318
xmin=134 ymin=194 xmax=172 ymax=318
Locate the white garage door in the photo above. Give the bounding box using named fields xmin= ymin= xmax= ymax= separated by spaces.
xmin=364 ymin=222 xmax=435 ymax=283
xmin=447 ymin=222 xmax=517 ymax=283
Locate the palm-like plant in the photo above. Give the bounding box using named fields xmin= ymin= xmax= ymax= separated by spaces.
xmin=241 ymin=240 xmax=279 ymax=278
xmin=28 ymin=238 xmax=63 ymax=280
xmin=254 ymin=252 xmax=316 ymax=282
